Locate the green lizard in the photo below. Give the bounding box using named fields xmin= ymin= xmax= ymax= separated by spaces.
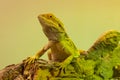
xmin=25 ymin=13 xmax=120 ymax=75
xmin=25 ymin=13 xmax=81 ymax=70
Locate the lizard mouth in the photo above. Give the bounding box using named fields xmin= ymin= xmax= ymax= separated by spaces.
xmin=38 ymin=15 xmax=45 ymax=25
xmin=38 ymin=14 xmax=55 ymax=28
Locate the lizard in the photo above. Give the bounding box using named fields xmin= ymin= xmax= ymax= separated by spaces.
xmin=25 ymin=13 xmax=83 ymax=70
xmin=24 ymin=13 xmax=120 ymax=74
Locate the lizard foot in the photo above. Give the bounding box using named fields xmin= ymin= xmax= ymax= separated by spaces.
xmin=56 ymin=62 xmax=68 ymax=76
xmin=24 ymin=55 xmax=38 ymax=66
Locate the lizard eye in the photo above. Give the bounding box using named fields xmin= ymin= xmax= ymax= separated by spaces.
xmin=49 ymin=15 xmax=52 ymax=18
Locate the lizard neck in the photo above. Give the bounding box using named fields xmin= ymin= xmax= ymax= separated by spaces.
xmin=47 ymin=32 xmax=69 ymax=41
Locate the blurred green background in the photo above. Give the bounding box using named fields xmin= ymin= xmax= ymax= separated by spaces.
xmin=0 ymin=0 xmax=120 ymax=69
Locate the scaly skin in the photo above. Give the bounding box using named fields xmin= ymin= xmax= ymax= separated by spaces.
xmin=85 ymin=30 xmax=120 ymax=79
xmin=25 ymin=13 xmax=80 ymax=70
xmin=86 ymin=30 xmax=120 ymax=60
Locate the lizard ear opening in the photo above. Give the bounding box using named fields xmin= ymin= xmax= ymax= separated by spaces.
xmin=58 ymin=23 xmax=65 ymax=31
xmin=58 ymin=23 xmax=62 ymax=27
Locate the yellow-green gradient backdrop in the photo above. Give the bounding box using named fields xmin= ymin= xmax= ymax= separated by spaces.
xmin=0 ymin=0 xmax=120 ymax=69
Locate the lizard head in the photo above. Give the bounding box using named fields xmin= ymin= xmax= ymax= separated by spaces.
xmin=38 ymin=13 xmax=68 ymax=41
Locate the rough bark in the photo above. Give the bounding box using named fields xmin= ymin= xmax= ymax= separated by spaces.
xmin=0 ymin=58 xmax=82 ymax=80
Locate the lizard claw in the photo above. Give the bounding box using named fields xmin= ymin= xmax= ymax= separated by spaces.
xmin=24 ymin=55 xmax=38 ymax=66
xmin=59 ymin=63 xmax=66 ymax=69
xmin=57 ymin=62 xmax=67 ymax=76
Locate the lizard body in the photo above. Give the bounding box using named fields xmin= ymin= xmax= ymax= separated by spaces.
xmin=26 ymin=13 xmax=80 ymax=68
xmin=85 ymin=30 xmax=120 ymax=79
xmin=86 ymin=30 xmax=120 ymax=60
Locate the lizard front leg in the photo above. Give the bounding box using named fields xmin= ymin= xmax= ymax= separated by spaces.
xmin=59 ymin=49 xmax=86 ymax=69
xmin=25 ymin=41 xmax=55 ymax=64
xmin=55 ymin=55 xmax=74 ymax=76
xmin=59 ymin=55 xmax=74 ymax=68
